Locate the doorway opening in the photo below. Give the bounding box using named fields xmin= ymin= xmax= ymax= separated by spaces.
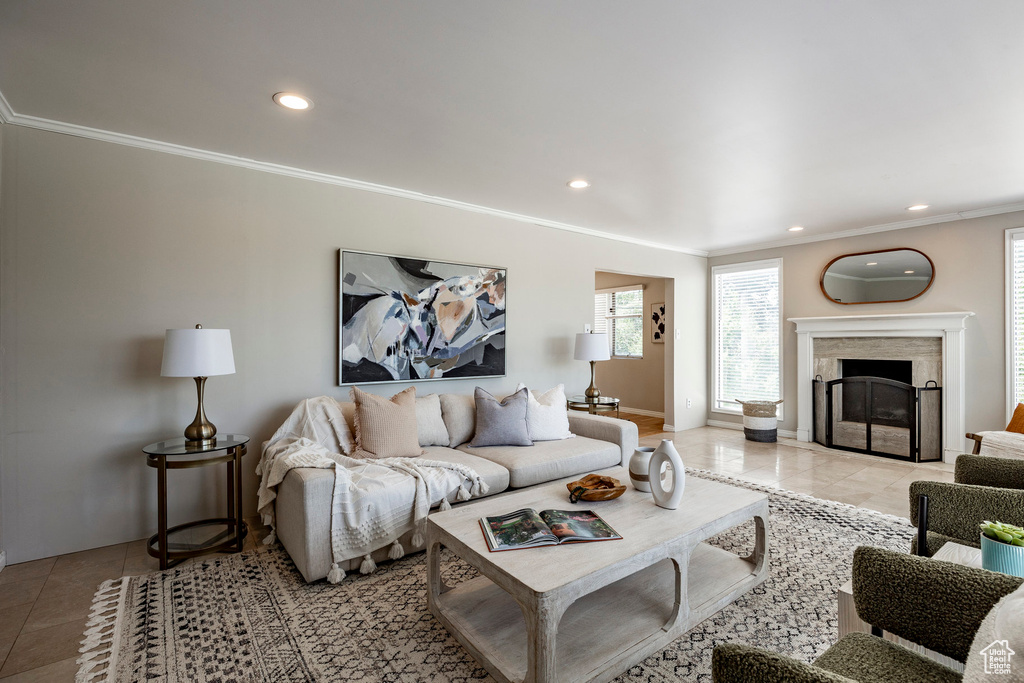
xmin=591 ymin=271 xmax=672 ymax=435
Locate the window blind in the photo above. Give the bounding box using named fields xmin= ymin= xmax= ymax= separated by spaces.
xmin=713 ymin=261 xmax=781 ymax=412
xmin=593 ymin=287 xmax=644 ymax=358
xmin=1010 ymin=231 xmax=1024 ymax=410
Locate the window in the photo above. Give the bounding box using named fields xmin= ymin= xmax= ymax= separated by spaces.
xmin=594 ymin=286 xmax=644 ymax=358
xmin=712 ymin=259 xmax=782 ymax=414
xmin=1007 ymin=228 xmax=1024 ymax=419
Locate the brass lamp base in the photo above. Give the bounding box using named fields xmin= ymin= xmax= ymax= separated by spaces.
xmin=584 ymin=360 xmax=601 ymax=399
xmin=184 ymin=376 xmax=217 ymax=445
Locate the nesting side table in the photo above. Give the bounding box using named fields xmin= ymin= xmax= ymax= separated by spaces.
xmin=143 ymin=434 xmax=250 ymax=569
xmin=566 ymin=395 xmax=620 ymax=418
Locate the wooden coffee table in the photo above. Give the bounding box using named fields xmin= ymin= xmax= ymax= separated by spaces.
xmin=426 ymin=466 xmax=769 ymax=683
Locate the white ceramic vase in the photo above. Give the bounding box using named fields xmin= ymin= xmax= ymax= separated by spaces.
xmin=649 ymin=439 xmax=685 ymax=510
xmin=628 ymin=447 xmax=656 ymax=491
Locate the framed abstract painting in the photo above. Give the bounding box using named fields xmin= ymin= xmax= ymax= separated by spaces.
xmin=651 ymin=302 xmax=666 ymax=343
xmin=339 ymin=250 xmax=507 ymax=384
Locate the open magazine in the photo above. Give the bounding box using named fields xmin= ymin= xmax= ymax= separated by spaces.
xmin=479 ymin=508 xmax=621 ymax=552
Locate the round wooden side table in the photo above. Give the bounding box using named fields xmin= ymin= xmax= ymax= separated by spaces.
xmin=566 ymin=395 xmax=621 ymax=418
xmin=143 ymin=434 xmax=250 ymax=569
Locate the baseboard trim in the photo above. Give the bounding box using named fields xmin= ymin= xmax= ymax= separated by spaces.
xmin=618 ymin=407 xmax=665 ymax=419
xmin=662 ymin=424 xmax=676 ymax=432
xmin=0 ymin=550 xmax=6 ymax=574
xmin=707 ymin=419 xmax=798 ymax=440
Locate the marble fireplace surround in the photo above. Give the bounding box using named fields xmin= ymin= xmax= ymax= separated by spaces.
xmin=789 ymin=312 xmax=975 ymax=463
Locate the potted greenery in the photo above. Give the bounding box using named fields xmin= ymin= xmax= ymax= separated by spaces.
xmin=980 ymin=520 xmax=1024 ymax=578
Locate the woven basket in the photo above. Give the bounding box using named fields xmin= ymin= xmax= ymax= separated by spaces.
xmin=735 ymin=399 xmax=783 ymax=418
xmin=734 ymin=399 xmax=783 ymax=442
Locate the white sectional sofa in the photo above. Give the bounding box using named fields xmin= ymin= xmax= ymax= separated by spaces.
xmin=274 ymin=394 xmax=639 ymax=582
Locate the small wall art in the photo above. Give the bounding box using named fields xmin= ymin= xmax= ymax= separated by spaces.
xmin=651 ymin=302 xmax=666 ymax=344
xmin=339 ymin=250 xmax=506 ymax=384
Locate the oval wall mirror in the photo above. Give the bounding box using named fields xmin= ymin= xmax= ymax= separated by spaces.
xmin=820 ymin=248 xmax=934 ymax=305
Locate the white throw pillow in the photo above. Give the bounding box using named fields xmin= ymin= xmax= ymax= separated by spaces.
xmin=516 ymin=383 xmax=574 ymax=441
xmin=964 ymin=581 xmax=1024 ymax=680
xmin=416 ymin=394 xmax=450 ymax=447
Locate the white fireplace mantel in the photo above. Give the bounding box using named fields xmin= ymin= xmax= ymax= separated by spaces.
xmin=788 ymin=311 xmax=975 ymax=462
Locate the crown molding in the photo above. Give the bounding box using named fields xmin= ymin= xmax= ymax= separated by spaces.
xmin=5 ymin=82 xmax=1020 ymax=260
xmin=707 ymin=202 xmax=1024 ymax=257
xmin=0 ymin=87 xmax=707 ymax=257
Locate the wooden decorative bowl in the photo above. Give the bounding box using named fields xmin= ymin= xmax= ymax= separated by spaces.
xmin=566 ymin=474 xmax=627 ymax=503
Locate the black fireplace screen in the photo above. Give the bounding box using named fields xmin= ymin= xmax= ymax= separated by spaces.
xmin=813 ymin=376 xmax=942 ymax=462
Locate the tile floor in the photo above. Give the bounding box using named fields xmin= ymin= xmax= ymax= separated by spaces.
xmin=0 ymin=423 xmax=955 ymax=681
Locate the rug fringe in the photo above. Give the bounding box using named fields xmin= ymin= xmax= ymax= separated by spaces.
xmin=75 ymin=577 xmax=128 ymax=683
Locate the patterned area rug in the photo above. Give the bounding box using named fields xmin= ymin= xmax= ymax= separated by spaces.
xmin=76 ymin=470 xmax=914 ymax=682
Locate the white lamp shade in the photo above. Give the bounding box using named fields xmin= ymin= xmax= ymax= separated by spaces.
xmin=161 ymin=328 xmax=236 ymax=377
xmin=574 ymin=332 xmax=611 ymax=361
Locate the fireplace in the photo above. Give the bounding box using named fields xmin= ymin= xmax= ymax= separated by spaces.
xmin=791 ymin=312 xmax=974 ymax=463
xmin=839 ymin=359 xmax=912 ymax=427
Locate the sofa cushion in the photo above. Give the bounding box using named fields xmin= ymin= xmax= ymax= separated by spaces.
xmin=440 ymin=393 xmax=476 ymax=448
xmin=471 ymin=387 xmax=532 ymax=447
xmin=416 ymin=394 xmax=449 ymax=447
xmin=458 ymin=436 xmax=620 ymax=488
xmin=351 ymin=386 xmax=422 ymax=458
xmin=422 ymin=447 xmax=510 ymax=496
xmin=815 ymin=632 xmax=961 ymax=683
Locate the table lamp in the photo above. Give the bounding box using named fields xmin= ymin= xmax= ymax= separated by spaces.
xmin=161 ymin=324 xmax=235 ymax=444
xmin=574 ymin=332 xmax=610 ymax=399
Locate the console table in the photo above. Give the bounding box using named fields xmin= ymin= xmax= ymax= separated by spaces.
xmin=143 ymin=434 xmax=249 ymax=569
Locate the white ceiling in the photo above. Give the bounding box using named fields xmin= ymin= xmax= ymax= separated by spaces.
xmin=2 ymin=1 xmax=1023 ymax=254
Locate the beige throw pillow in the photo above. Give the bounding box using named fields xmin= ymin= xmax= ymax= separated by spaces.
xmin=350 ymin=386 xmax=422 ymax=459
xmin=416 ymin=394 xmax=450 ymax=447
xmin=440 ymin=393 xmax=476 ymax=447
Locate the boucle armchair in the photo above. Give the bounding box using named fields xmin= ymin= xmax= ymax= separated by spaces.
xmin=711 ymin=546 xmax=1023 ymax=682
xmin=909 ymin=454 xmax=1024 ymax=557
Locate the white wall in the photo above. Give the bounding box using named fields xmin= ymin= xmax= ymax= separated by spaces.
xmin=0 ymin=125 xmax=707 ymax=563
xmin=593 ymin=272 xmax=667 ymax=414
xmin=707 ymin=212 xmax=1024 ymax=439
xmin=0 ymin=121 xmax=5 ymax=564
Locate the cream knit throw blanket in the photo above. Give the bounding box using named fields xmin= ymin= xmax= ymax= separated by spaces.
xmin=256 ymin=398 xmax=488 ymax=583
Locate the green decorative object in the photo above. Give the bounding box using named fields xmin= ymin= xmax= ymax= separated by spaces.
xmin=980 ymin=520 xmax=1024 ymax=578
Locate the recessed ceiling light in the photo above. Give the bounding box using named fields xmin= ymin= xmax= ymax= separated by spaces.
xmin=905 ymin=270 xmax=915 ymax=274
xmin=866 ymin=262 xmax=878 ymax=266
xmin=788 ymin=226 xmax=804 ymax=232
xmin=907 ymin=204 xmax=929 ymax=211
xmin=567 ymin=179 xmax=590 ymax=189
xmin=273 ymin=92 xmax=313 ymax=110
